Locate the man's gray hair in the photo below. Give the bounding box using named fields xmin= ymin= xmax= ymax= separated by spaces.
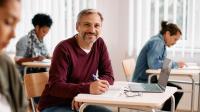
xmin=77 ymin=9 xmax=103 ymax=23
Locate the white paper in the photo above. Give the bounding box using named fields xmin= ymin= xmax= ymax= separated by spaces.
xmin=96 ymin=85 xmax=124 ymax=98
xmin=180 ymin=65 xmax=200 ymax=70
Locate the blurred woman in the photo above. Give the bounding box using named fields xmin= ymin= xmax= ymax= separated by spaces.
xmin=15 ymin=13 xmax=53 ymax=75
xmin=0 ymin=0 xmax=27 ymax=112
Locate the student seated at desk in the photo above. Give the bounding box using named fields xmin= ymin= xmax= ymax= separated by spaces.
xmin=15 ymin=13 xmax=53 ymax=75
xmin=132 ymin=21 xmax=185 ymax=111
xmin=0 ymin=0 xmax=27 ymax=111
xmin=38 ymin=9 xmax=114 ymax=112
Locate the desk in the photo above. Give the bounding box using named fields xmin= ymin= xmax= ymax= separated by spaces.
xmin=146 ymin=68 xmax=200 ymax=112
xmin=22 ymin=61 xmax=51 ymax=75
xmin=75 ymin=81 xmax=177 ymax=112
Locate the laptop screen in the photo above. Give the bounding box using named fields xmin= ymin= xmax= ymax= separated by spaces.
xmin=158 ymin=58 xmax=172 ymax=90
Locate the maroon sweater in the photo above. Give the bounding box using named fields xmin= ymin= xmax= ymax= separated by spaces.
xmin=38 ymin=35 xmax=114 ymax=110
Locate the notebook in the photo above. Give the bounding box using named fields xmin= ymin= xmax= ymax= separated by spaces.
xmin=179 ymin=63 xmax=200 ymax=70
xmin=128 ymin=58 xmax=172 ymax=93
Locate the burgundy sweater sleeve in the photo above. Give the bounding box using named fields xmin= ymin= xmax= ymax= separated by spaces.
xmin=47 ymin=43 xmax=90 ymax=99
xmin=98 ymin=39 xmax=114 ymax=85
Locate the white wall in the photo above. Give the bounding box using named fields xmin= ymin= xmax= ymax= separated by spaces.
xmin=96 ymin=0 xmax=130 ymax=81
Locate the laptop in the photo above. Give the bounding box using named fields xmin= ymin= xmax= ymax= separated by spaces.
xmin=128 ymin=58 xmax=172 ymax=93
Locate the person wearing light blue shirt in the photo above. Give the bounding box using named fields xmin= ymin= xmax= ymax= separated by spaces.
xmin=132 ymin=33 xmax=179 ymax=82
xmin=132 ymin=21 xmax=185 ymax=111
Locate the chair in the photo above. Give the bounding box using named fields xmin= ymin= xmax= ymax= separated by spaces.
xmin=118 ymin=58 xmax=135 ymax=112
xmin=122 ymin=58 xmax=135 ymax=81
xmin=24 ymin=72 xmax=49 ymax=112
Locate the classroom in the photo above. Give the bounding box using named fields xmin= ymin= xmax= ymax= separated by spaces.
xmin=1 ymin=0 xmax=200 ymax=112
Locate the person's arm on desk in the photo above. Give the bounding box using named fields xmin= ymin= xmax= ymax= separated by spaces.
xmin=72 ymin=76 xmax=109 ymax=111
xmin=172 ymin=61 xmax=186 ymax=68
xmin=72 ymin=74 xmax=110 ymax=111
xmin=177 ymin=61 xmax=186 ymax=68
xmin=97 ymin=40 xmax=115 ymax=84
xmin=71 ymin=42 xmax=113 ymax=111
xmin=15 ymin=56 xmax=46 ymax=65
xmin=90 ymin=74 xmax=109 ymax=94
xmin=15 ymin=38 xmax=50 ymax=64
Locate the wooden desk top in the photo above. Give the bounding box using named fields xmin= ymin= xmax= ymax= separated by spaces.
xmin=22 ymin=61 xmax=51 ymax=68
xmin=75 ymin=81 xmax=177 ymax=109
xmin=146 ymin=68 xmax=200 ymax=76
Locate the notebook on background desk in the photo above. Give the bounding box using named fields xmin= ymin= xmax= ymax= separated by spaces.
xmin=34 ymin=59 xmax=51 ymax=63
xmin=179 ymin=63 xmax=200 ymax=70
xmin=42 ymin=59 xmax=51 ymax=63
xmin=128 ymin=58 xmax=172 ymax=93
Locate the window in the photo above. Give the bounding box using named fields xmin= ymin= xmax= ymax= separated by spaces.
xmin=6 ymin=0 xmax=96 ymax=55
xmin=65 ymin=0 xmax=96 ymax=37
xmin=129 ymin=0 xmax=200 ymax=58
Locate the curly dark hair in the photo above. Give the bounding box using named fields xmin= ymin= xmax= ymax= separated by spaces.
xmin=32 ymin=13 xmax=53 ymax=28
xmin=160 ymin=21 xmax=182 ymax=36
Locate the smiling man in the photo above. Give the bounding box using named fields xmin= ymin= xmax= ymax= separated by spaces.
xmin=38 ymin=9 xmax=114 ymax=112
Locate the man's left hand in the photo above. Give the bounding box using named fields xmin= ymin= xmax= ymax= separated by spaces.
xmin=71 ymin=98 xmax=83 ymax=111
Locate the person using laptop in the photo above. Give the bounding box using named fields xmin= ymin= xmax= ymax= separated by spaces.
xmin=129 ymin=58 xmax=172 ymax=93
xmin=132 ymin=21 xmax=185 ymax=111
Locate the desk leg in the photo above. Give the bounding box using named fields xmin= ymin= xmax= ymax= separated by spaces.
xmin=117 ymin=107 xmax=120 ymax=112
xmin=30 ymin=98 xmax=36 ymax=112
xmin=24 ymin=66 xmax=27 ymax=76
xmin=198 ymin=73 xmax=200 ymax=112
xmin=148 ymin=74 xmax=156 ymax=83
xmin=171 ymin=95 xmax=175 ymax=112
xmin=79 ymin=103 xmax=88 ymax=112
xmin=191 ymin=77 xmax=195 ymax=112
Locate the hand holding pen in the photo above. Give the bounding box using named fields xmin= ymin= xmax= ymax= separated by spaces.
xmin=92 ymin=74 xmax=100 ymax=80
xmin=89 ymin=74 xmax=110 ymax=95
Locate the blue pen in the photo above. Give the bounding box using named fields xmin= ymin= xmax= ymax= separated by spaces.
xmin=93 ymin=74 xmax=110 ymax=87
xmin=92 ymin=74 xmax=100 ymax=81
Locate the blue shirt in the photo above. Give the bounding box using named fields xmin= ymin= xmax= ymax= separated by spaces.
xmin=132 ymin=34 xmax=178 ymax=83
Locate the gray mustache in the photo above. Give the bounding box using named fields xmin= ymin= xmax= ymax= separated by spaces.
xmin=85 ymin=32 xmax=97 ymax=36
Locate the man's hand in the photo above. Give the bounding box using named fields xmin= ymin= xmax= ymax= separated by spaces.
xmin=71 ymin=98 xmax=83 ymax=111
xmin=90 ymin=80 xmax=109 ymax=94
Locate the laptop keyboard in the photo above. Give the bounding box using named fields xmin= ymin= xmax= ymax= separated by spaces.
xmin=129 ymin=83 xmax=162 ymax=92
xmin=142 ymin=84 xmax=161 ymax=91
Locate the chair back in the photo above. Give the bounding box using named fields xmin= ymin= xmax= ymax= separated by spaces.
xmin=122 ymin=58 xmax=135 ymax=81
xmin=24 ymin=72 xmax=49 ymax=98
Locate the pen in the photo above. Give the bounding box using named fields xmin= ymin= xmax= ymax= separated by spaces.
xmin=93 ymin=74 xmax=110 ymax=88
xmin=92 ymin=74 xmax=100 ymax=81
